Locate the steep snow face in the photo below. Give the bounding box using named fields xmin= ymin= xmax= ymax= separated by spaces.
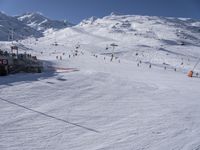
xmin=17 ymin=12 xmax=73 ymax=32
xmin=0 ymin=12 xmax=42 ymax=41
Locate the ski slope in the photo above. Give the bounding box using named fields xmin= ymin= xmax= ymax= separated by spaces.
xmin=0 ymin=14 xmax=200 ymax=150
xmin=1 ymin=50 xmax=200 ymax=150
xmin=35 ymin=13 xmax=200 ymax=72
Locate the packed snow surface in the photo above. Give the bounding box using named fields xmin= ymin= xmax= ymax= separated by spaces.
xmin=0 ymin=14 xmax=200 ymax=150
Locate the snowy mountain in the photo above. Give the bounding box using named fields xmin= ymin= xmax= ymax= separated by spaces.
xmin=0 ymin=11 xmax=42 ymax=41
xmin=39 ymin=13 xmax=200 ymax=72
xmin=77 ymin=13 xmax=200 ymax=45
xmin=16 ymin=12 xmax=73 ymax=32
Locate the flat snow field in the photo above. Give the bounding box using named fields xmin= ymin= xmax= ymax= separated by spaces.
xmin=0 ymin=52 xmax=200 ymax=150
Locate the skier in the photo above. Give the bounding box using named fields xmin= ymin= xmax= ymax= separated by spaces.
xmin=110 ymin=57 xmax=113 ymax=62
xmin=149 ymin=64 xmax=151 ymax=68
xmin=110 ymin=54 xmax=114 ymax=62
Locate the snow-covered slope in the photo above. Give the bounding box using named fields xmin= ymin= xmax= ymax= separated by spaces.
xmin=77 ymin=13 xmax=200 ymax=49
xmin=1 ymin=49 xmax=200 ymax=150
xmin=0 ymin=12 xmax=42 ymax=41
xmin=16 ymin=12 xmax=73 ymax=32
xmin=1 ymin=13 xmax=200 ymax=150
xmin=38 ymin=13 xmax=200 ymax=72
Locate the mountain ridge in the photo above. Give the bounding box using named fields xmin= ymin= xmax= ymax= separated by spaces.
xmin=16 ymin=12 xmax=73 ymax=32
xmin=0 ymin=11 xmax=43 ymax=41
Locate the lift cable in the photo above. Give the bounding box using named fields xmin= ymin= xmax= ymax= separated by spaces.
xmin=192 ymin=58 xmax=200 ymax=71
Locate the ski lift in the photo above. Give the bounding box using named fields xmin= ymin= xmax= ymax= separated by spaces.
xmin=11 ymin=45 xmax=18 ymax=55
xmin=110 ymin=43 xmax=118 ymax=56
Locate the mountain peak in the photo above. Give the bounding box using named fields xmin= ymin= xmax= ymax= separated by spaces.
xmin=86 ymin=16 xmax=98 ymax=22
xmin=16 ymin=12 xmax=73 ymax=32
xmin=110 ymin=12 xmax=123 ymax=16
xmin=17 ymin=12 xmax=47 ymax=23
xmin=79 ymin=16 xmax=98 ymax=26
xmin=0 ymin=11 xmax=6 ymax=15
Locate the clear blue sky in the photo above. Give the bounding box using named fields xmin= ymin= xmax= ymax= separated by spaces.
xmin=0 ymin=0 xmax=200 ymax=23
